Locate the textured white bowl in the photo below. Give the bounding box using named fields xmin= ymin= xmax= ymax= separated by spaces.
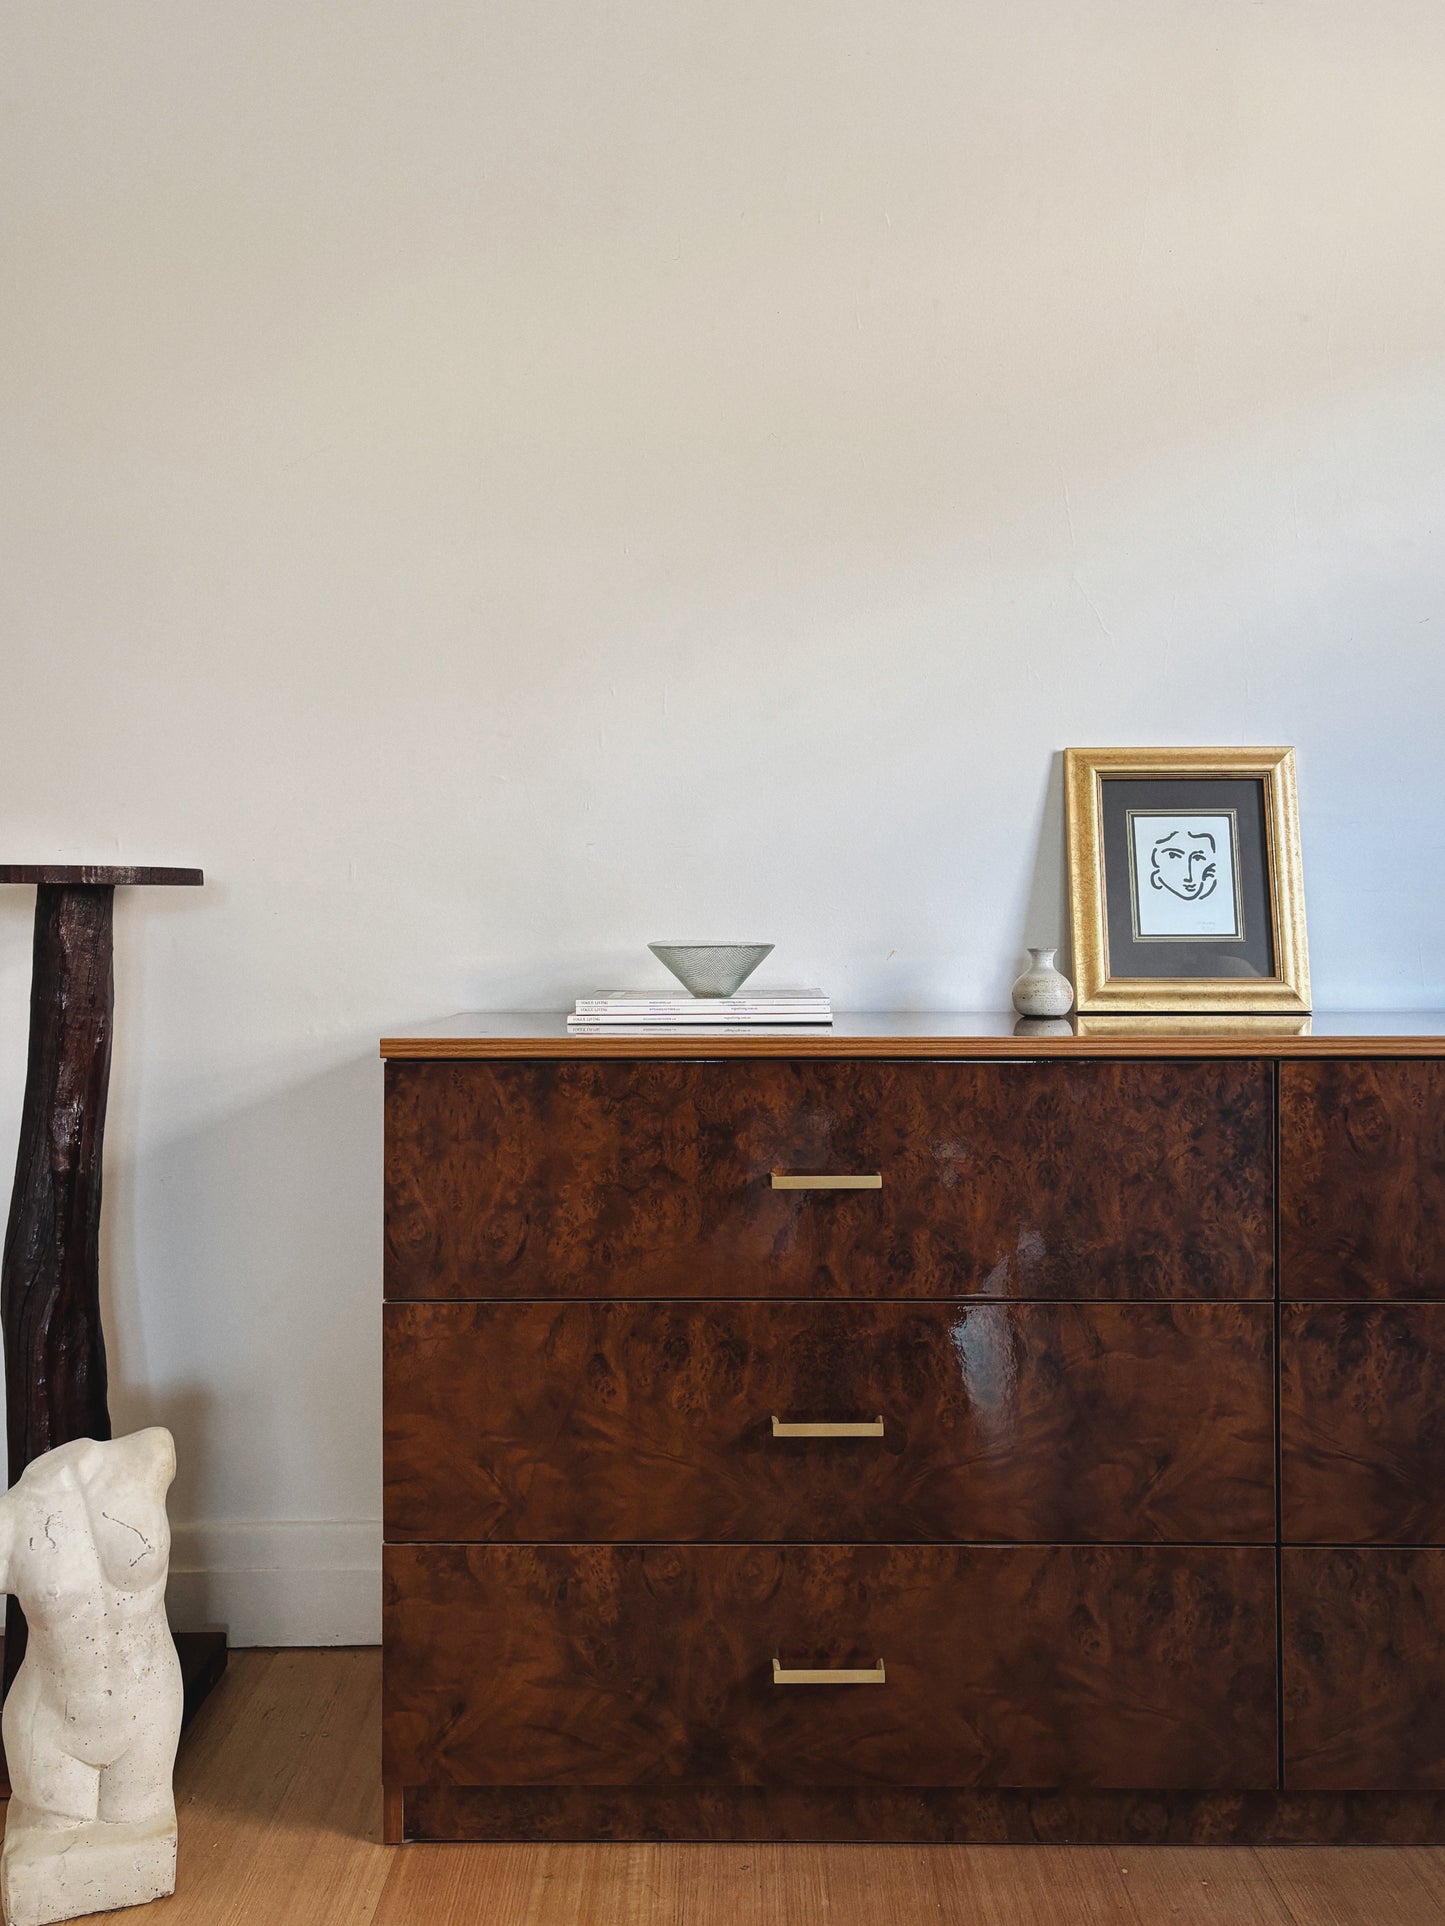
xmin=647 ymin=942 xmax=774 ymax=997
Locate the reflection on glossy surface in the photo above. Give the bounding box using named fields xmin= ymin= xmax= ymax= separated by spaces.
xmin=385 ymin=1299 xmax=1275 ymax=1545
xmin=1075 ymin=1014 xmax=1313 ymax=1039
xmin=386 ymin=1059 xmax=1272 ymax=1300
xmin=950 ymin=1308 xmax=1019 ymax=1421
xmin=377 ymin=1009 xmax=1445 ymax=1061
xmin=1012 ymin=1017 xmax=1073 ymax=1038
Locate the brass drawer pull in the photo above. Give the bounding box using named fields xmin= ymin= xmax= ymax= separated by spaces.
xmin=771 ymin=1173 xmax=882 ymax=1190
xmin=773 ymin=1657 xmax=887 ymax=1686
xmin=771 ymin=1416 xmax=884 ymax=1439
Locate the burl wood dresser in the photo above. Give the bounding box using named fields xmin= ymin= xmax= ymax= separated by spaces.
xmin=380 ymin=1013 xmax=1445 ymax=1846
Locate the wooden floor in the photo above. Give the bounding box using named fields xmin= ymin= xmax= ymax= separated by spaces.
xmin=42 ymin=1648 xmax=1445 ymax=1925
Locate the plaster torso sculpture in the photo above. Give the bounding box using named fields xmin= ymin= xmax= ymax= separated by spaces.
xmin=0 ymin=1428 xmax=182 ymax=1926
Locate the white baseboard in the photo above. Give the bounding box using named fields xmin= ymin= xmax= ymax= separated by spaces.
xmin=166 ymin=1520 xmax=381 ymax=1647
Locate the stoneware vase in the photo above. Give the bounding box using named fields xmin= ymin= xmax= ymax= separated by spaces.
xmin=1011 ymin=947 xmax=1074 ymax=1018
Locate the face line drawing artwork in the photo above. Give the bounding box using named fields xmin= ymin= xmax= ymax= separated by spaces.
xmin=1149 ymin=827 xmax=1219 ymax=903
xmin=1125 ymin=807 xmax=1245 ymax=943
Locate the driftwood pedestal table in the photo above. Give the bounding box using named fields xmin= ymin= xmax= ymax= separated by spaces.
xmin=0 ymin=866 xmax=226 ymax=1777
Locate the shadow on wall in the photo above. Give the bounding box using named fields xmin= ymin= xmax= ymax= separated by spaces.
xmin=1019 ymin=751 xmax=1072 ymax=988
xmin=99 ymin=1052 xmax=383 ymax=1646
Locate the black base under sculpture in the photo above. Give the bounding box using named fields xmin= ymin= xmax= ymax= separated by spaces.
xmin=0 ymin=866 xmax=225 ymax=1771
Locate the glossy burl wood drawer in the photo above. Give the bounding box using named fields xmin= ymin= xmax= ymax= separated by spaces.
xmin=384 ymin=1300 xmax=1275 ymax=1544
xmin=1284 ymin=1549 xmax=1445 ymax=1789
xmin=383 ymin=1544 xmax=1277 ymax=1790
xmin=384 ymin=1059 xmax=1273 ymax=1300
xmin=1281 ymin=1061 xmax=1445 ymax=1299
xmin=1282 ymin=1305 xmax=1445 ymax=1544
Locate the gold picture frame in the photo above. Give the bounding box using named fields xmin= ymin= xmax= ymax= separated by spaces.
xmin=1064 ymin=745 xmax=1310 ymax=1014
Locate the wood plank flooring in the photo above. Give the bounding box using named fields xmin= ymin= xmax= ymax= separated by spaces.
xmin=42 ymin=1649 xmax=1445 ymax=1925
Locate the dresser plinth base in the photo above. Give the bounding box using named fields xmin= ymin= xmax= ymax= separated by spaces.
xmin=396 ymin=1786 xmax=1445 ymax=1847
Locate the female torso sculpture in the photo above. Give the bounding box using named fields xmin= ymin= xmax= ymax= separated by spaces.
xmin=0 ymin=1428 xmax=181 ymax=1926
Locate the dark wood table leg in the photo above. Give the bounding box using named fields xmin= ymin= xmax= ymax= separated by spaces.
xmin=1 ymin=883 xmax=116 ymax=1694
xmin=0 ymin=864 xmax=219 ymax=1775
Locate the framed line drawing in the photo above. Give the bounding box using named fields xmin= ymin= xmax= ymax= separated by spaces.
xmin=1064 ymin=745 xmax=1310 ymax=1014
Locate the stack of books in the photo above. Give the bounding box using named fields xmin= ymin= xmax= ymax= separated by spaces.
xmin=568 ymin=989 xmax=832 ymax=1028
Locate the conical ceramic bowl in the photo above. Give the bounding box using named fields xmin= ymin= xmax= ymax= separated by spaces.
xmin=647 ymin=942 xmax=774 ymax=998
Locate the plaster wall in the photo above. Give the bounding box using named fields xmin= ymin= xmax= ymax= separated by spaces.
xmin=2 ymin=2 xmax=1443 ymax=1639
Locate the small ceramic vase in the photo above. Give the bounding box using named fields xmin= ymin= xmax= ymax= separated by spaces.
xmin=1011 ymin=947 xmax=1074 ymax=1018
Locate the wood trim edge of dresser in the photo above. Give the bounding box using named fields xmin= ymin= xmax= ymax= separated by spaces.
xmin=383 ymin=1781 xmax=406 ymax=1845
xmin=379 ymin=1036 xmax=1445 ymax=1060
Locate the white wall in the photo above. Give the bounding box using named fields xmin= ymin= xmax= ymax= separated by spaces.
xmin=2 ymin=2 xmax=1443 ymax=1643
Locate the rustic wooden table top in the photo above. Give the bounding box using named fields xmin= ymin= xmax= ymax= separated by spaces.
xmin=0 ymin=866 xmax=202 ymax=886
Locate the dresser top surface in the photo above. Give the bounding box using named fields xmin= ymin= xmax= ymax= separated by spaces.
xmin=380 ymin=1011 xmax=1445 ymax=1060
